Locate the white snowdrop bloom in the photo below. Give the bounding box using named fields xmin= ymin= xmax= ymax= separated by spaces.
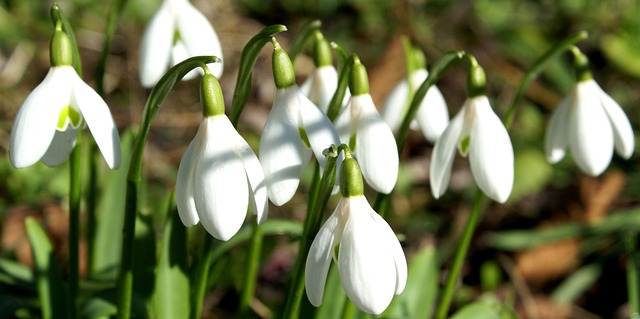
xmin=305 ymin=155 xmax=407 ymax=315
xmin=429 ymin=64 xmax=513 ymax=203
xmin=259 ymin=43 xmax=340 ymax=206
xmin=139 ymin=0 xmax=223 ymax=87
xmin=334 ymin=59 xmax=399 ymax=194
xmin=10 ymin=28 xmax=120 ymax=169
xmin=382 ymin=68 xmax=449 ymax=142
xmin=300 ymin=65 xmax=350 ymax=113
xmin=176 ymin=74 xmax=267 ymax=241
xmin=545 ymin=53 xmax=634 ymax=176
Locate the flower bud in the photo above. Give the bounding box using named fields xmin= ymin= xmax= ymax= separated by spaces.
xmin=349 ymin=57 xmax=369 ymax=96
xmin=272 ymin=39 xmax=295 ymax=89
xmin=466 ymin=58 xmax=486 ymax=98
xmin=340 ymin=149 xmax=364 ymax=197
xmin=200 ymin=72 xmax=225 ymax=117
xmin=571 ymin=47 xmax=593 ymax=82
xmin=313 ymin=31 xmax=332 ymax=68
xmin=50 ymin=23 xmax=73 ymax=67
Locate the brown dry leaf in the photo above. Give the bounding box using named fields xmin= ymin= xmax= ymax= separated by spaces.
xmin=516 ymin=238 xmax=580 ymax=284
xmin=526 ymin=296 xmax=572 ymax=319
xmin=579 ymin=170 xmax=626 ymax=224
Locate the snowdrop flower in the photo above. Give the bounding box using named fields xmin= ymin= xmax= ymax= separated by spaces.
xmin=176 ymin=73 xmax=267 ymax=241
xmin=381 ymin=68 xmax=449 ymax=142
xmin=430 ymin=61 xmax=513 ymax=203
xmin=545 ymin=48 xmax=634 ymax=176
xmin=305 ymin=150 xmax=407 ymax=315
xmin=10 ymin=25 xmax=120 ymax=169
xmin=300 ymin=31 xmax=350 ymax=113
xmin=139 ymin=0 xmax=223 ymax=88
xmin=334 ymin=57 xmax=399 ymax=194
xmin=260 ymin=40 xmax=340 ymax=206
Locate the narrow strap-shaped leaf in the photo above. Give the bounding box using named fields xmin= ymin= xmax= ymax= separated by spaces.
xmin=50 ymin=3 xmax=82 ymax=76
xmin=25 ymin=218 xmax=67 ymax=319
xmin=326 ymin=47 xmax=353 ymax=122
xmin=230 ymin=24 xmax=288 ymax=126
xmin=288 ymin=19 xmax=321 ymax=63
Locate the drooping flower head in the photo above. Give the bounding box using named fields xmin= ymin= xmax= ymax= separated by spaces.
xmin=10 ymin=22 xmax=121 ymax=169
xmin=382 ymin=43 xmax=449 ymax=142
xmin=334 ymin=57 xmax=399 ymax=194
xmin=259 ymin=39 xmax=340 ymax=206
xmin=139 ymin=0 xmax=224 ymax=87
xmin=300 ymin=31 xmax=350 ymax=113
xmin=429 ymin=59 xmax=513 ymax=203
xmin=545 ymin=47 xmax=634 ymax=176
xmin=305 ymin=148 xmax=407 ymax=315
xmin=176 ymin=71 xmax=267 ymax=241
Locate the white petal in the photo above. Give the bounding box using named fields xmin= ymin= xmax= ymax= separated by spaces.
xmin=304 ymin=66 xmax=338 ymax=113
xmin=171 ymin=40 xmax=200 ymax=81
xmin=10 ymin=67 xmax=72 ymax=168
xmin=415 ymin=84 xmax=449 ymax=142
xmin=298 ymin=86 xmax=340 ymax=169
xmin=569 ymin=81 xmax=614 ymax=176
xmin=351 ymin=94 xmax=399 ymax=194
xmin=597 ymin=84 xmax=634 ymax=159
xmin=381 ymin=79 xmax=409 ymax=133
xmin=176 ymin=138 xmax=200 ymax=227
xmin=544 ymin=96 xmax=571 ymax=163
xmin=429 ymin=105 xmax=466 ymax=199
xmin=194 ymin=116 xmax=249 ymax=240
xmin=333 ymin=98 xmax=354 ymax=145
xmin=72 ymin=74 xmax=121 ymax=169
xmin=366 ymin=198 xmax=407 ymax=294
xmin=259 ymin=88 xmax=312 ymax=206
xmin=467 ymin=96 xmax=514 ymax=203
xmin=139 ymin=3 xmax=174 ymax=88
xmin=232 ymin=118 xmax=268 ymax=225
xmin=176 ymin=1 xmax=224 ymax=78
xmin=338 ymin=197 xmax=397 ymax=315
xmin=41 ymin=127 xmax=78 ymax=167
xmin=305 ymin=208 xmax=341 ymax=307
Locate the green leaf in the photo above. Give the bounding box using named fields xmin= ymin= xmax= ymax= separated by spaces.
xmin=551 ymin=263 xmax=603 ymax=303
xmin=601 ymin=33 xmax=640 ymax=79
xmin=385 ymin=245 xmax=439 ymax=319
xmin=0 ymin=258 xmax=33 ymax=289
xmin=230 ymin=24 xmax=288 ymax=126
xmin=510 ymin=148 xmax=552 ymax=202
xmin=153 ymin=199 xmax=190 ymax=319
xmin=449 ymin=300 xmax=503 ymax=319
xmin=289 ymin=19 xmax=321 ymax=62
xmin=25 ymin=217 xmax=67 ymax=319
xmin=80 ymin=297 xmax=118 ymax=319
xmin=314 ymin=263 xmax=346 ymax=319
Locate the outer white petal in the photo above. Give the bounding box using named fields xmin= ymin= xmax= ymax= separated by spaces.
xmin=467 ymin=96 xmax=514 ymax=203
xmin=194 ymin=116 xmax=249 ymax=241
xmin=171 ymin=41 xmax=200 ymax=81
xmin=333 ymin=99 xmax=354 ymax=145
xmin=259 ymin=88 xmax=312 ymax=206
xmin=72 ymin=74 xmax=121 ymax=169
xmin=597 ymin=84 xmax=634 ymax=159
xmin=10 ymin=67 xmax=72 ymax=168
xmin=414 ymin=71 xmax=449 ymax=142
xmin=381 ymin=79 xmax=409 ymax=133
xmin=338 ymin=197 xmax=397 ymax=315
xmin=41 ymin=128 xmax=78 ymax=167
xmin=544 ymin=95 xmax=572 ymax=163
xmin=305 ymin=66 xmax=338 ymax=113
xmin=232 ymin=118 xmax=268 ymax=225
xmin=139 ymin=3 xmax=174 ymax=88
xmin=176 ymin=1 xmax=224 ymax=78
xmin=569 ymin=81 xmax=614 ymax=176
xmin=352 ymin=94 xmax=399 ymax=194
xmin=429 ymin=106 xmax=466 ymax=199
xmin=298 ymin=86 xmax=340 ymax=169
xmin=305 ymin=207 xmax=341 ymax=307
xmin=176 ymin=138 xmax=200 ymax=227
xmin=365 ymin=198 xmax=407 ymax=294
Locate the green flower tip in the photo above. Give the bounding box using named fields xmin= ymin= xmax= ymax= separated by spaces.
xmin=412 ymin=46 xmax=427 ymax=70
xmin=50 ymin=22 xmax=73 ymax=67
xmin=466 ymin=56 xmax=486 ymax=98
xmin=349 ymin=57 xmax=369 ymax=96
xmin=200 ymin=73 xmax=225 ymax=117
xmin=272 ymin=38 xmax=295 ymax=89
xmin=571 ymin=46 xmax=593 ymax=82
xmin=340 ymin=151 xmax=365 ymax=198
xmin=313 ymin=31 xmax=332 ymax=67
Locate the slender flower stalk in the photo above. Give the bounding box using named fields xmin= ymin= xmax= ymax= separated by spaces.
xmin=305 ymin=146 xmax=407 ymax=315
xmin=334 ymin=57 xmax=399 ymax=194
xmin=259 ymin=39 xmax=340 ymax=206
xmin=545 ymin=47 xmax=634 ymax=176
xmin=139 ymin=0 xmax=224 ymax=87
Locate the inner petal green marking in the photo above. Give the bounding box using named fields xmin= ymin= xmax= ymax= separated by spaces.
xmin=459 ymin=135 xmax=470 ymax=157
xmin=57 ymin=105 xmax=82 ymax=130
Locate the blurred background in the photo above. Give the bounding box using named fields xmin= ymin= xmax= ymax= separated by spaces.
xmin=1 ymin=0 xmax=640 ymax=318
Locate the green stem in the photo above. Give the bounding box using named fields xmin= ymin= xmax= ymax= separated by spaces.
xmin=503 ymin=31 xmax=587 ymax=129
xmin=96 ymin=0 xmax=128 ymax=96
xmin=326 ymin=53 xmax=354 ymax=122
xmin=435 ymin=191 xmax=485 ymax=319
xmin=68 ymin=131 xmax=82 ymax=319
xmin=116 ymin=56 xmax=219 ymax=319
xmin=86 ymin=143 xmax=98 ymax=275
xmin=288 ymin=19 xmax=321 ymax=63
xmin=626 ymin=231 xmax=640 ymax=316
xmin=239 ymin=224 xmax=263 ymax=318
xmin=191 ymin=234 xmax=214 ymax=319
xmin=282 ymin=146 xmax=339 ymax=319
xmin=340 ymin=300 xmax=357 ymax=319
